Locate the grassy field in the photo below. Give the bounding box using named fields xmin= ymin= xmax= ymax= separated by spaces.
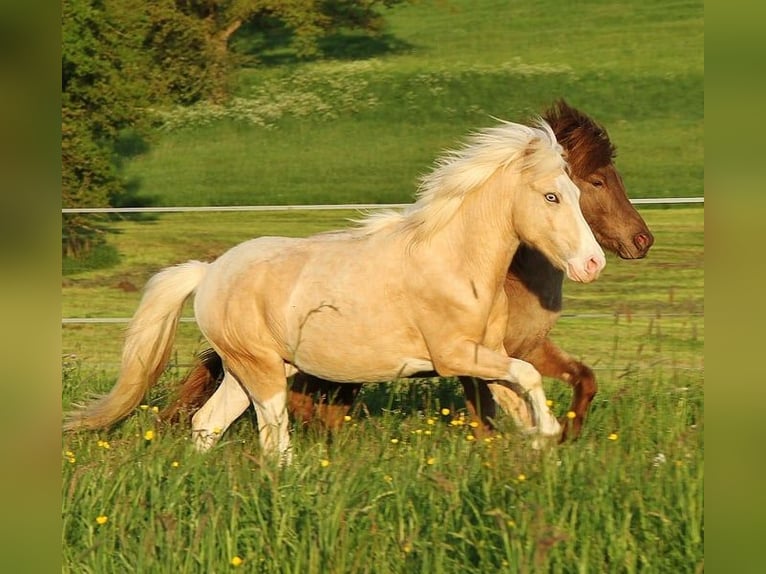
xmin=63 ymin=0 xmax=703 ymax=571
xmin=121 ymin=0 xmax=703 ymax=207
xmin=61 ymin=206 xmax=703 ymax=573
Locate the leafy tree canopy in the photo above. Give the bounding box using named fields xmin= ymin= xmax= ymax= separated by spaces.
xmin=62 ymin=0 xmax=409 ymax=257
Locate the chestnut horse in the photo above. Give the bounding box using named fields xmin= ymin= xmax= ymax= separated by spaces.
xmin=162 ymin=100 xmax=653 ymax=442
xmin=65 ymin=118 xmax=605 ymax=461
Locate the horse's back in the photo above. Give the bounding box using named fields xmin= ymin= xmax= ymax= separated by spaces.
xmin=193 ymin=232 xmax=426 ymax=378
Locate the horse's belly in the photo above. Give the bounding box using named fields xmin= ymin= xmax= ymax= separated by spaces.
xmin=296 ymin=354 xmax=435 ymax=383
xmin=287 ymin=306 xmax=430 ymax=382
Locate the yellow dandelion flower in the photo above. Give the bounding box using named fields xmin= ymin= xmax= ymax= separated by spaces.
xmin=466 ymin=434 xmax=475 ymax=441
xmin=546 ymin=399 xmax=554 ymax=407
xmin=441 ymin=408 xmax=450 ymax=416
xmin=383 ymin=475 xmax=393 ymax=483
xmin=171 ymin=461 xmax=180 ymax=468
xmin=507 ymin=520 xmax=516 ymax=528
xmin=139 ymin=404 xmax=149 ymax=411
xmin=97 ymin=440 xmax=110 ymax=449
xmin=343 ymin=415 xmax=352 ymax=422
xmin=469 ymin=421 xmax=480 ymax=428
xmin=414 ymin=429 xmax=423 ymax=435
xmin=424 ymin=430 xmax=432 ymax=436
xmin=426 ymin=418 xmax=435 ymax=425
xmin=143 ymin=430 xmax=155 ymax=441
xmin=65 ymin=450 xmax=74 ymax=457
xmin=483 ymin=437 xmax=493 ymax=444
xmin=151 ymin=406 xmax=159 ymax=414
xmin=426 ymin=457 xmax=436 ymax=465
xmin=517 ymin=473 xmax=526 ymax=482
xmin=320 ymin=459 xmax=331 ymax=468
xmin=566 ymin=411 xmax=576 ymax=419
xmin=390 ymin=438 xmax=399 ymax=444
xmin=608 ymin=433 xmax=619 ymax=441
xmin=96 ymin=515 xmax=108 ymax=525
xmin=231 ymin=556 xmax=243 ymax=567
xmin=67 ymin=456 xmax=76 ymax=464
xmin=401 ymin=542 xmax=413 ymax=554
xmin=450 ymin=419 xmax=461 ymax=427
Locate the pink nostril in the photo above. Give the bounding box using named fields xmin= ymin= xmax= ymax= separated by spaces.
xmin=634 ymin=232 xmax=654 ymax=251
xmin=585 ymin=256 xmax=601 ymax=275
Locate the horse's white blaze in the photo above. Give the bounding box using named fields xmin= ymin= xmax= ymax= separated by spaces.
xmin=191 ymin=371 xmax=250 ymax=451
xmin=555 ymin=174 xmax=606 ymax=283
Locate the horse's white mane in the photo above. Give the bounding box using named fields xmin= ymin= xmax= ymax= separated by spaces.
xmin=354 ymin=118 xmax=566 ymax=239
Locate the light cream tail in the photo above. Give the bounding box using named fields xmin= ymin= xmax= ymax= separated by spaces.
xmin=63 ymin=261 xmax=209 ymax=431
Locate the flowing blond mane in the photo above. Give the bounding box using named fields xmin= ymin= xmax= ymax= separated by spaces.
xmin=355 ymin=119 xmax=566 ymax=240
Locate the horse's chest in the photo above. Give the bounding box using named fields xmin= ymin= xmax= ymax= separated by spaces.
xmin=503 ymin=288 xmax=561 ymax=357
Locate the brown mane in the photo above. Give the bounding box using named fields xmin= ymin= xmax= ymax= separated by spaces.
xmin=543 ymin=99 xmax=616 ymax=177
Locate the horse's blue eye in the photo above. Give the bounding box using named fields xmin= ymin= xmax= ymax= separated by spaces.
xmin=545 ymin=193 xmax=559 ymax=203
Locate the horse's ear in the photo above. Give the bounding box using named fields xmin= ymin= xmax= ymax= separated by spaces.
xmin=523 ymin=137 xmax=541 ymax=159
xmin=520 ymin=137 xmax=542 ymax=173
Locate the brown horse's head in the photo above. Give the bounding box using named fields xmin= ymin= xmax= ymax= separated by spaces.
xmin=544 ymin=100 xmax=654 ymax=259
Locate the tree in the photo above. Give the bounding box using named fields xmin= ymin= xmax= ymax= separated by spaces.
xmin=62 ymin=0 xmax=411 ymax=257
xmin=62 ymin=0 xmax=155 ymax=256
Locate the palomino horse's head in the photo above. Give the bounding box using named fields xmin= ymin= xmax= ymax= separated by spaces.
xmin=513 ymin=121 xmax=606 ymax=283
xmin=544 ymin=100 xmax=654 ymax=259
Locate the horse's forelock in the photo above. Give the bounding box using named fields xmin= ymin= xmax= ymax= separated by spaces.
xmin=543 ymin=100 xmax=616 ymax=177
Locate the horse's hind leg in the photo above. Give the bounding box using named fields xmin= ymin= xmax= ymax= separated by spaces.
xmin=227 ymin=353 xmax=292 ymax=464
xmin=526 ymin=338 xmax=597 ymax=441
xmin=315 ymin=378 xmax=359 ymax=430
xmin=191 ymin=370 xmax=250 ymax=451
xmin=290 ymin=373 xmax=359 ymax=431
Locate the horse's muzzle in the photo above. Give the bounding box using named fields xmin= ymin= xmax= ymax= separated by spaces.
xmin=566 ymin=253 xmax=606 ymax=283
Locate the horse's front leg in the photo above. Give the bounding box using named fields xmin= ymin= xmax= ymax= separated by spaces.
xmin=459 ymin=377 xmax=496 ymax=436
xmin=432 ymin=342 xmax=560 ymax=438
xmin=525 ymin=338 xmax=597 ymax=441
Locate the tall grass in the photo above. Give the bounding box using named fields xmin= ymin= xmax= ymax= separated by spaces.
xmin=62 ymin=364 xmax=702 ymax=573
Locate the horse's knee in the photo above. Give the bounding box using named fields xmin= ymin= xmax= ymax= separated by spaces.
xmin=576 ymin=363 xmax=597 ymax=401
xmin=509 ymin=359 xmax=543 ymax=391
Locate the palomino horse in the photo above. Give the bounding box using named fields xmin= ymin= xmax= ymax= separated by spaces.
xmin=163 ymin=101 xmax=653 ymax=441
xmin=64 ymin=119 xmax=605 ymax=461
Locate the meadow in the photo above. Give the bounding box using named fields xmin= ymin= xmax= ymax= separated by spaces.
xmin=62 ymin=0 xmax=703 ymax=571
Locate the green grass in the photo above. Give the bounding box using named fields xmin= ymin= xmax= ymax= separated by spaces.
xmin=120 ymin=0 xmax=703 ymax=208
xmin=61 ymin=369 xmax=703 ymax=573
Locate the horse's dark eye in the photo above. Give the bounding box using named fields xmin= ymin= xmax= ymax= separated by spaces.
xmin=545 ymin=193 xmax=559 ymax=203
xmin=591 ymin=179 xmax=604 ymax=188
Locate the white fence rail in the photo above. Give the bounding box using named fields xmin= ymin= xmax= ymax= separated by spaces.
xmin=62 ymin=197 xmax=703 ymax=215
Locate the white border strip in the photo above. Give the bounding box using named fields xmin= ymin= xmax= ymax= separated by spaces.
xmin=61 ymin=197 xmax=703 ymax=214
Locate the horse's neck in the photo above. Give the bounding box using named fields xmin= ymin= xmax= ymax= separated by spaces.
xmin=451 ymin=191 xmax=520 ymax=287
xmin=508 ymin=244 xmax=564 ymax=312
